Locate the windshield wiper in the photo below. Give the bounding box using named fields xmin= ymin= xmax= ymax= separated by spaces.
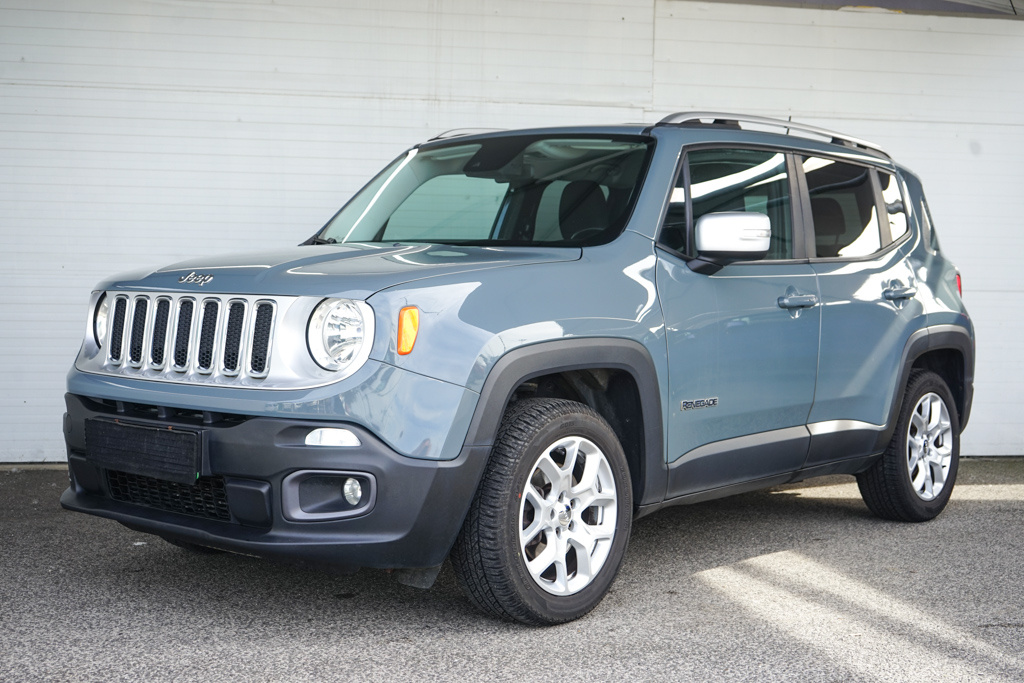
xmin=302 ymin=235 xmax=336 ymax=245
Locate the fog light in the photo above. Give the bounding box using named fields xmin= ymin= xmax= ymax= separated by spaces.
xmin=282 ymin=470 xmax=376 ymax=521
xmin=343 ymin=477 xmax=362 ymax=506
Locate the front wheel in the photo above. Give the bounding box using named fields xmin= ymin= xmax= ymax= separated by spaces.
xmin=857 ymin=370 xmax=960 ymax=522
xmin=451 ymin=398 xmax=633 ymax=625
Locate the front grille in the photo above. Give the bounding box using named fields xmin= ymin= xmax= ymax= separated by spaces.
xmin=106 ymin=469 xmax=231 ymax=521
xmin=103 ymin=293 xmax=276 ymax=382
xmin=109 ymin=296 xmax=128 ymax=362
xmin=250 ymin=303 xmax=274 ymax=376
xmin=129 ymin=297 xmax=148 ymax=365
xmin=173 ymin=299 xmax=194 ymax=369
xmin=197 ymin=300 xmax=219 ymax=371
xmin=150 ymin=298 xmax=171 ymax=366
xmin=223 ymin=302 xmax=246 ymax=373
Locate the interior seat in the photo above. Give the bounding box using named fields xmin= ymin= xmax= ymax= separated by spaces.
xmin=811 ymin=197 xmax=846 ymax=257
xmin=559 ymin=181 xmax=609 ymax=242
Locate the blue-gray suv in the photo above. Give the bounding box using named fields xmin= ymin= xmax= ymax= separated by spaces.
xmin=61 ymin=113 xmax=974 ymax=624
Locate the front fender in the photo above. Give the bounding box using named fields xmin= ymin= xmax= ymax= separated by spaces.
xmin=462 ymin=338 xmax=666 ymax=507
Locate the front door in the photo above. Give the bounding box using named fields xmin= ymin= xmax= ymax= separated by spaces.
xmin=657 ymin=147 xmax=820 ymax=497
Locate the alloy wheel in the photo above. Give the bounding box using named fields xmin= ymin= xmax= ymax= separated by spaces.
xmin=518 ymin=436 xmax=618 ymax=596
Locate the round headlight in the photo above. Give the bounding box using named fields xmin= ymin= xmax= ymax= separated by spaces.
xmin=93 ymin=293 xmax=110 ymax=348
xmin=307 ymin=298 xmax=374 ymax=374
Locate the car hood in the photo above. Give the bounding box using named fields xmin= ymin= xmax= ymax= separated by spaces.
xmin=97 ymin=243 xmax=582 ymax=299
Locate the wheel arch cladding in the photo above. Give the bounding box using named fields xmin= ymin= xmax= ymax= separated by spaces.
xmin=882 ymin=325 xmax=974 ymax=453
xmin=463 ymin=338 xmax=665 ymax=508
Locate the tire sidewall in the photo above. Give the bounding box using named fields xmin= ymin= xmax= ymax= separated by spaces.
xmin=499 ymin=406 xmax=633 ymax=623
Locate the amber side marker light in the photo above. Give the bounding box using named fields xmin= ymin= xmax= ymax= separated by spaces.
xmin=398 ymin=306 xmax=419 ymax=355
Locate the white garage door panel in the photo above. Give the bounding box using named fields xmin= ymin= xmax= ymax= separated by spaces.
xmin=1 ymin=0 xmax=1021 ymax=461
xmin=2 ymin=0 xmax=654 ymax=106
xmin=654 ymin=8 xmax=1024 ymax=124
xmin=961 ymin=292 xmax=1024 ymax=454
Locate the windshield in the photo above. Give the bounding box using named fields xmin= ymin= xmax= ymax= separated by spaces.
xmin=316 ymin=135 xmax=653 ymax=247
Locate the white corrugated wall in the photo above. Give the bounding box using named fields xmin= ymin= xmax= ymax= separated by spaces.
xmin=1 ymin=0 xmax=1021 ymax=461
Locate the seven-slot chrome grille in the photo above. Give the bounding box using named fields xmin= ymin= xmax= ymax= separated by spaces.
xmin=104 ymin=293 xmax=276 ymax=381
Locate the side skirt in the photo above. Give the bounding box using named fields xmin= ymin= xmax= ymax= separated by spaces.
xmin=637 ymin=450 xmax=881 ymax=520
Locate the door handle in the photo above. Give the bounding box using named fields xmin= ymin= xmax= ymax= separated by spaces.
xmin=777 ymin=293 xmax=818 ymax=309
xmin=883 ymin=286 xmax=917 ymax=301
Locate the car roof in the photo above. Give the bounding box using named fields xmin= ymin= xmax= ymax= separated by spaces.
xmin=422 ymin=112 xmax=894 ymax=167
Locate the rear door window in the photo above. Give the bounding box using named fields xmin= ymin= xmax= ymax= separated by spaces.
xmin=802 ymin=157 xmax=880 ymax=258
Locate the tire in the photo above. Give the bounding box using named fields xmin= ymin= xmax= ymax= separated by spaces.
xmin=451 ymin=398 xmax=633 ymax=625
xmin=857 ymin=370 xmax=960 ymax=522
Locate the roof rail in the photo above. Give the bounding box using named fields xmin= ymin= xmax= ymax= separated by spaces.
xmin=656 ymin=112 xmax=889 ymax=158
xmin=428 ymin=128 xmax=505 ymax=141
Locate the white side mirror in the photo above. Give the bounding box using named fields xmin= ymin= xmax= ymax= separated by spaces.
xmin=694 ymin=212 xmax=771 ymax=258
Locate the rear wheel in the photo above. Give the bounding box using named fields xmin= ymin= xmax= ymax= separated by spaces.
xmin=857 ymin=370 xmax=960 ymax=522
xmin=451 ymin=398 xmax=632 ymax=625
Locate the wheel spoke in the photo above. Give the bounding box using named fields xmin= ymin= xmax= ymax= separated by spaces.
xmin=534 ymin=453 xmax=565 ymax=497
xmin=561 ymin=438 xmax=583 ymax=484
xmin=911 ymin=461 xmax=927 ymax=492
xmin=925 ymin=396 xmax=943 ymax=431
xmin=910 ymin=410 xmax=928 ymax=437
xmin=931 ymin=459 xmax=946 ymax=489
xmin=520 ymin=483 xmax=550 ymax=543
xmin=907 ymin=446 xmax=922 ymax=476
xmin=929 ymin=417 xmax=951 ymax=441
xmin=524 ymin=483 xmax=547 ymax=510
xmin=552 ymin=551 xmax=569 ymax=592
xmin=526 ymin=539 xmax=557 ymax=577
xmin=545 ymin=532 xmax=570 ymax=593
xmin=584 ymin=519 xmax=616 ymax=546
xmin=571 ymin=446 xmax=602 ymax=493
xmin=575 ymin=488 xmax=616 ymax=511
xmin=521 ymin=515 xmax=544 ymax=544
xmin=922 ymin=462 xmax=934 ymax=498
xmin=569 ymin=536 xmax=596 ymax=583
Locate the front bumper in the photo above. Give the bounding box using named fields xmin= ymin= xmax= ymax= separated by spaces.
xmin=60 ymin=393 xmax=488 ymax=569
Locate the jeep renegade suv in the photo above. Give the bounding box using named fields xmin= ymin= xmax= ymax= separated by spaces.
xmin=61 ymin=113 xmax=974 ymax=625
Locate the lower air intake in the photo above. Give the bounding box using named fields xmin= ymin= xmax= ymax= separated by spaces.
xmin=106 ymin=470 xmax=231 ymax=522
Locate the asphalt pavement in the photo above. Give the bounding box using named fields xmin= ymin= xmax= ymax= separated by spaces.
xmin=1 ymin=458 xmax=1022 ymax=682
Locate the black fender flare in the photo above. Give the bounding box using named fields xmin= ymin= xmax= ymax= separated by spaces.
xmin=876 ymin=324 xmax=975 ymax=451
xmin=463 ymin=338 xmax=666 ymax=507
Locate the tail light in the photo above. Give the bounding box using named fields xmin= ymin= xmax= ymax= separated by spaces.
xmin=955 ymin=273 xmax=962 ymax=297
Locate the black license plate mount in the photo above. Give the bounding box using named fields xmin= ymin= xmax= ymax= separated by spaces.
xmin=84 ymin=418 xmax=202 ymax=486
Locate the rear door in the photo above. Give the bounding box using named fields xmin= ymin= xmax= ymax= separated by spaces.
xmin=798 ymin=156 xmax=922 ymax=466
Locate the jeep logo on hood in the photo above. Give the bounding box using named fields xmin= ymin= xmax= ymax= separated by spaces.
xmin=178 ymin=271 xmax=214 ymax=286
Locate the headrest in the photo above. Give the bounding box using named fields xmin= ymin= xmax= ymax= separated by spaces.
xmin=811 ymin=197 xmax=845 ymax=237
